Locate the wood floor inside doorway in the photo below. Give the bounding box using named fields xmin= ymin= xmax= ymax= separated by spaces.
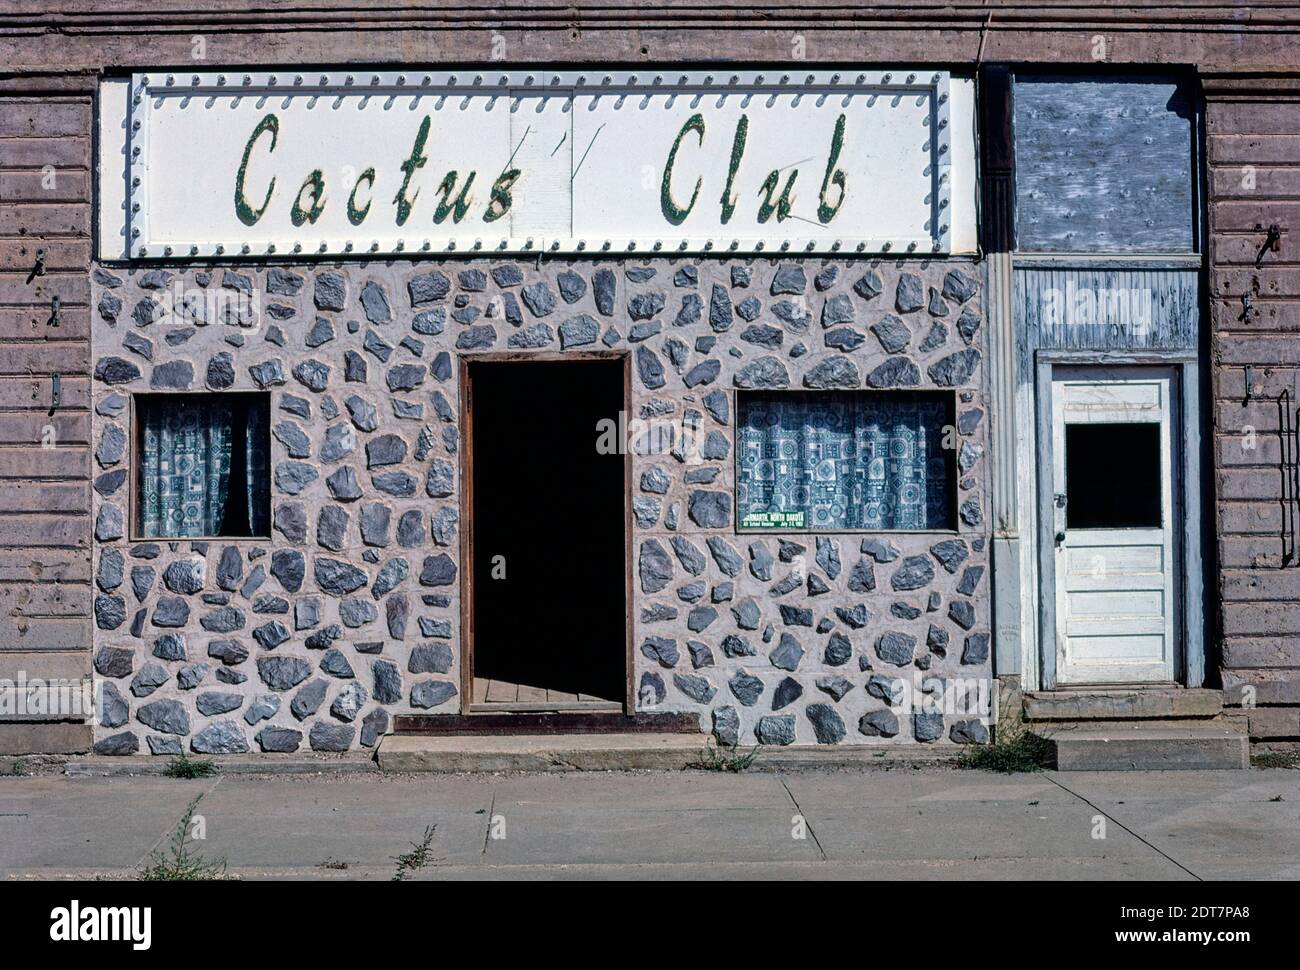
xmin=471 ymin=677 xmax=623 ymax=713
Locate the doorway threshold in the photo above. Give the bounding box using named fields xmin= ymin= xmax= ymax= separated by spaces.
xmin=470 ymin=701 xmax=623 ymax=714
xmin=1023 ymin=686 xmax=1222 ymax=721
xmin=393 ymin=711 xmax=700 ymax=736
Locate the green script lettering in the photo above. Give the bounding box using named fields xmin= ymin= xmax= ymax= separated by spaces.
xmin=817 ymin=113 xmax=848 ymax=224
xmin=484 ymin=168 xmax=520 ymax=223
xmin=347 ymin=167 xmax=376 ymax=225
xmin=719 ymin=114 xmax=749 ymax=225
xmin=290 ymin=169 xmax=326 ymax=226
xmin=757 ymin=169 xmax=796 ymax=223
xmin=233 ymin=113 xmax=278 ymax=226
xmin=394 ymin=115 xmax=430 ymax=226
xmin=434 ymin=171 xmax=475 ymax=224
xmin=661 ymin=113 xmax=705 ymax=226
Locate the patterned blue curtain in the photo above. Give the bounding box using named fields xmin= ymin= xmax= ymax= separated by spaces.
xmin=244 ymin=404 xmax=270 ymax=537
xmin=140 ymin=399 xmax=234 ymax=538
xmin=737 ymin=392 xmax=952 ymax=530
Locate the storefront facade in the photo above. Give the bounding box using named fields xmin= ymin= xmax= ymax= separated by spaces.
xmin=2 ymin=4 xmax=1298 ymax=756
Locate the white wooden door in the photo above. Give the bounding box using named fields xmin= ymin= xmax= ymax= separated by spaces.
xmin=1051 ymin=369 xmax=1177 ymax=684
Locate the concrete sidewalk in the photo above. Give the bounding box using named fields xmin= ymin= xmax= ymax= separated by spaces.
xmin=1 ymin=766 xmax=1296 ymax=880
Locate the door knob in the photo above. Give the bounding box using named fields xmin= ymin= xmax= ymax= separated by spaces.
xmin=1055 ymin=531 xmax=1066 ymax=546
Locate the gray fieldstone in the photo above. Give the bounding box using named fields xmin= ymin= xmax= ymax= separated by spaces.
xmin=895 ymin=273 xmax=924 ymax=312
xmin=95 ymin=732 xmax=139 ymax=756
xmin=734 ymin=356 xmax=790 ymax=389
xmin=803 ymin=357 xmax=860 ymax=389
xmin=639 ymin=539 xmax=673 ymax=593
xmin=771 ymin=265 xmax=806 ymax=295
xmin=866 ymin=357 xmax=921 ymax=388
xmin=411 ymin=680 xmax=458 ymax=709
xmin=772 ymin=676 xmax=804 ymax=711
xmin=928 ymin=349 xmax=981 ymax=386
xmin=162 ymin=558 xmax=205 ymax=594
xmin=137 ymin=699 xmax=190 ymax=736
xmin=806 ymin=703 xmax=846 ymax=744
xmin=673 ymin=673 xmax=717 ymax=704
xmin=361 ymin=709 xmax=390 ymax=747
xmin=195 ymin=691 xmax=243 ymax=716
xmin=315 ymin=272 xmax=347 ymax=310
xmin=891 ymin=555 xmax=935 ymax=591
xmin=315 ymin=558 xmax=369 ymax=594
xmin=756 ymin=715 xmax=796 ymax=745
xmin=408 ymin=272 xmax=450 ymax=306
xmin=639 ymin=672 xmax=666 ymax=707
xmin=876 ymin=631 xmax=917 ymax=667
xmin=687 ymin=491 xmax=731 ymax=529
xmin=291 ymin=679 xmax=329 ymax=720
xmin=131 ymin=667 xmax=167 ymax=699
xmin=258 ymin=655 xmax=312 ymax=691
xmin=728 ymin=671 xmax=764 ymax=707
xmin=257 ymin=727 xmax=303 ymax=753
xmin=859 ymin=709 xmax=900 ymax=737
xmin=769 ymin=632 xmax=804 ymax=671
xmin=913 ymin=709 xmax=945 ymax=743
xmin=713 ymin=706 xmax=741 ymax=746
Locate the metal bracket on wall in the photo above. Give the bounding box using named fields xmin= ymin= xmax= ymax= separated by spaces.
xmin=1279 ymin=389 xmax=1299 ymax=567
xmin=1256 ymin=223 xmax=1284 ymax=267
xmin=47 ymin=295 xmax=60 ymax=328
xmin=26 ymin=248 xmax=47 ymax=284
xmin=50 ymin=373 xmax=61 ymax=415
xmin=1240 ymin=292 xmax=1259 ymax=324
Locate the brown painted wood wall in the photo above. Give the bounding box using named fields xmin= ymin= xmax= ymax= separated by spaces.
xmin=5 ymin=3 xmax=1300 ymax=76
xmin=0 ymin=90 xmax=93 ymax=754
xmin=1207 ymin=79 xmax=1300 ymax=740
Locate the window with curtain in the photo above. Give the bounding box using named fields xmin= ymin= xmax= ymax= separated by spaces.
xmin=736 ymin=390 xmax=955 ymax=531
xmin=135 ymin=393 xmax=271 ymax=539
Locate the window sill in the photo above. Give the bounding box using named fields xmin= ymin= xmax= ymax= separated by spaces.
xmin=733 ymin=528 xmax=963 ymax=537
xmin=126 ymin=535 xmax=274 ymax=543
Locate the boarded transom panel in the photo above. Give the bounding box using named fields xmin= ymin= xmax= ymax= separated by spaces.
xmin=1013 ymin=75 xmax=1197 ymax=254
xmin=1013 ymin=266 xmax=1200 ymax=351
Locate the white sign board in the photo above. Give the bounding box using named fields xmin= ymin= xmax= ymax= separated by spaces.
xmin=104 ymin=70 xmax=968 ymax=259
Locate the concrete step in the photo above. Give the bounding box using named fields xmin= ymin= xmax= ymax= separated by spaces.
xmin=1048 ymin=721 xmax=1249 ymax=771
xmin=0 ymin=722 xmax=91 ymax=756
xmin=1023 ymin=687 xmax=1223 ymax=721
xmin=376 ymin=733 xmax=961 ymax=773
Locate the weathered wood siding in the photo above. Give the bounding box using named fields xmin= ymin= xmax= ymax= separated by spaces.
xmin=1013 ymin=76 xmax=1198 ymax=253
xmin=5 ymin=3 xmax=1300 ymax=75
xmin=1208 ymin=82 xmax=1300 ymax=739
xmin=1014 ymin=266 xmax=1201 ymax=351
xmin=0 ymin=92 xmax=93 ymax=753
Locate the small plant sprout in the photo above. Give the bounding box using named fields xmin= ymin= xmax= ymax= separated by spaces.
xmin=138 ymin=795 xmax=229 ymax=881
xmin=391 ymin=825 xmax=437 ymax=881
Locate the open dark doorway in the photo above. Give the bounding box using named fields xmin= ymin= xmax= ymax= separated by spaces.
xmin=465 ymin=355 xmax=628 ymax=710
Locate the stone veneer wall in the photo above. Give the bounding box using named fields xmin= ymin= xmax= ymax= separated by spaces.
xmin=88 ymin=256 xmax=989 ymax=754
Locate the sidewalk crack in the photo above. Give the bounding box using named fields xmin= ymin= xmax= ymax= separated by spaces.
xmin=778 ymin=774 xmax=827 ymax=862
xmin=136 ymin=776 xmax=225 ymax=869
xmin=480 ymin=791 xmax=496 ymax=857
xmin=1043 ymin=773 xmax=1201 ymax=881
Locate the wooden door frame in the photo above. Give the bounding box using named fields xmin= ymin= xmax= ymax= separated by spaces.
xmin=457 ymin=350 xmax=634 ymax=714
xmin=1034 ymin=349 xmax=1204 ymax=689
